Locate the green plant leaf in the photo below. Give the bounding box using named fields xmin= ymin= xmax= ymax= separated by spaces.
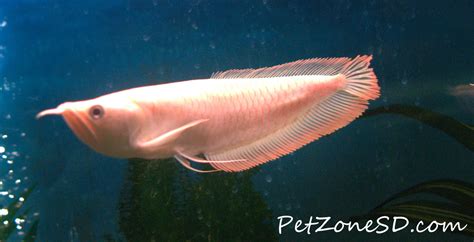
xmin=362 ymin=104 xmax=474 ymax=151
xmin=372 ymin=179 xmax=474 ymax=212
xmin=353 ymin=180 xmax=474 ymax=238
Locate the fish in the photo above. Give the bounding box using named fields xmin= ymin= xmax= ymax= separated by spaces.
xmin=449 ymin=84 xmax=474 ymax=113
xmin=37 ymin=55 xmax=380 ymax=173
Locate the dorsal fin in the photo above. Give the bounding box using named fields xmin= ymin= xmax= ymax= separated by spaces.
xmin=210 ymin=57 xmax=351 ymax=79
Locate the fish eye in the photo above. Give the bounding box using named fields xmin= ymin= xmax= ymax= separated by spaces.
xmin=89 ymin=105 xmax=104 ymax=120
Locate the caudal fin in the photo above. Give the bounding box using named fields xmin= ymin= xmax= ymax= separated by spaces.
xmin=341 ymin=55 xmax=380 ymax=100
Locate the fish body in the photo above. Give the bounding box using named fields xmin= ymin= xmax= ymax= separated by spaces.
xmin=37 ymin=56 xmax=380 ymax=172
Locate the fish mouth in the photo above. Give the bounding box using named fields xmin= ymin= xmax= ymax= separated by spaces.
xmin=37 ymin=106 xmax=98 ymax=148
xmin=62 ymin=110 xmax=98 ymax=148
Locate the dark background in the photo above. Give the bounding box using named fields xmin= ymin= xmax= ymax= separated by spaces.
xmin=0 ymin=0 xmax=473 ymax=241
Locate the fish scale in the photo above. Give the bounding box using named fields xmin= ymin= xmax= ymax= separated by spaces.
xmin=179 ymin=75 xmax=337 ymax=156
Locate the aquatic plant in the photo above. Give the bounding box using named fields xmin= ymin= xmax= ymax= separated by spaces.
xmin=0 ymin=185 xmax=38 ymax=241
xmin=358 ymin=104 xmax=474 ymax=237
xmin=362 ymin=104 xmax=474 ymax=151
xmin=119 ymin=159 xmax=276 ymax=241
xmin=353 ymin=179 xmax=474 ymax=237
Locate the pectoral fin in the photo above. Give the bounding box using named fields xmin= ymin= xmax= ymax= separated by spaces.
xmin=136 ymin=119 xmax=208 ymax=152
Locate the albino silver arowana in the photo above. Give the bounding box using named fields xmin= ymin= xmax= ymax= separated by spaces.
xmin=37 ymin=55 xmax=380 ymax=172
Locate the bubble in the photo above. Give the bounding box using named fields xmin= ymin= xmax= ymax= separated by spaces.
xmin=14 ymin=218 xmax=24 ymax=224
xmin=401 ymin=77 xmax=407 ymax=85
xmin=415 ymin=97 xmax=420 ymax=106
xmin=265 ymin=175 xmax=272 ymax=183
xmin=2 ymin=78 xmax=10 ymax=91
xmin=209 ymin=42 xmax=216 ymax=49
xmin=0 ymin=146 xmax=4 ymax=153
xmin=0 ymin=208 xmax=8 ymax=216
xmin=0 ymin=21 xmax=6 ymax=28
xmin=142 ymin=35 xmax=150 ymax=42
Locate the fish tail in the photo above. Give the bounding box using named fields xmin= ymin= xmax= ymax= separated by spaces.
xmin=340 ymin=55 xmax=380 ymax=100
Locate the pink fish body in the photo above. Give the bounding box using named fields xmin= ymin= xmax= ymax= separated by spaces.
xmin=37 ymin=56 xmax=380 ymax=172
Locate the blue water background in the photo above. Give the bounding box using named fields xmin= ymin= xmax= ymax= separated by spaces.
xmin=0 ymin=0 xmax=473 ymax=241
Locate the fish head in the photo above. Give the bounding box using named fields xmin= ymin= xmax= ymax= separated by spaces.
xmin=36 ymin=95 xmax=141 ymax=158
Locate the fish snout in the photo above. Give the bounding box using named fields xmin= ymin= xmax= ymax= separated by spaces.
xmin=37 ymin=102 xmax=99 ymax=147
xmin=36 ymin=102 xmax=73 ymax=119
